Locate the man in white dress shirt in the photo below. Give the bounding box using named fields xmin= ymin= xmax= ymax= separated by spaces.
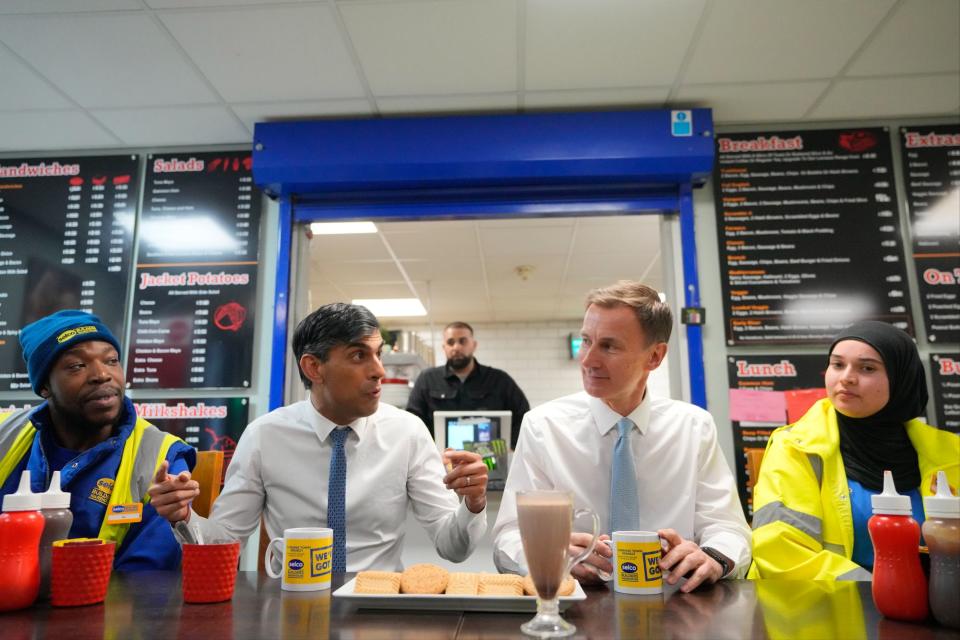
xmin=492 ymin=281 xmax=750 ymax=592
xmin=148 ymin=302 xmax=489 ymax=571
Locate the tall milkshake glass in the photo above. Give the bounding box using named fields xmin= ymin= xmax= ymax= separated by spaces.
xmin=517 ymin=490 xmax=599 ymax=638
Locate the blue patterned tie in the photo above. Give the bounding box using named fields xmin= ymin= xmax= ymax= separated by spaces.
xmin=328 ymin=427 xmax=350 ymax=572
xmin=610 ymin=417 xmax=640 ymax=533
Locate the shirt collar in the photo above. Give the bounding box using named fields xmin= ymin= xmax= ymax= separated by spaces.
xmin=444 ymin=358 xmax=480 ymax=380
xmin=588 ymin=392 xmax=651 ymax=437
xmin=305 ymin=400 xmax=368 ymax=442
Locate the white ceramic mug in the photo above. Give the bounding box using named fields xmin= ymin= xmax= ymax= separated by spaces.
xmin=264 ymin=527 xmax=333 ymax=591
xmin=611 ymin=530 xmax=663 ymax=594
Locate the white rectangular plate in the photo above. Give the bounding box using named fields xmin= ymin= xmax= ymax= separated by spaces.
xmin=332 ymin=578 xmax=586 ymax=612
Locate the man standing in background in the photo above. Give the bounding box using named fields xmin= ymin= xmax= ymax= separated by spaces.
xmin=407 ymin=321 xmax=530 ymax=450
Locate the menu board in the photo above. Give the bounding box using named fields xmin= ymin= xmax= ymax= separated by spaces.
xmin=127 ymin=152 xmax=261 ymax=390
xmin=0 ymin=155 xmax=139 ymax=391
xmin=133 ymin=397 xmax=249 ymax=479
xmin=727 ymin=354 xmax=827 ymax=517
xmin=930 ymin=353 xmax=960 ymax=433
xmin=714 ymin=128 xmax=913 ymax=345
xmin=900 ymin=125 xmax=960 ymax=344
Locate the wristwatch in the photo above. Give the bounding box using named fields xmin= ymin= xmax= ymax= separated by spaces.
xmin=701 ymin=547 xmax=732 ymax=577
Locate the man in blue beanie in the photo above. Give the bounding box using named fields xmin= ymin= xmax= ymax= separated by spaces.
xmin=0 ymin=309 xmax=196 ymax=571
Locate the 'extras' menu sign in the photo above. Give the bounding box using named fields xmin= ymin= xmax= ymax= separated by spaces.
xmin=715 ymin=128 xmax=913 ymax=345
xmin=900 ymin=125 xmax=960 ymax=344
xmin=930 ymin=353 xmax=960 ymax=433
xmin=0 ymin=155 xmax=139 ymax=391
xmin=127 ymin=151 xmax=262 ymax=390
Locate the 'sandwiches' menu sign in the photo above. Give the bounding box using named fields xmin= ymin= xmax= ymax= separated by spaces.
xmin=133 ymin=397 xmax=249 ymax=480
xmin=930 ymin=353 xmax=960 ymax=434
xmin=714 ymin=128 xmax=914 ymax=345
xmin=127 ymin=151 xmax=261 ymax=390
xmin=900 ymin=125 xmax=960 ymax=344
xmin=727 ymin=354 xmax=827 ymax=517
xmin=0 ymin=155 xmax=139 ymax=391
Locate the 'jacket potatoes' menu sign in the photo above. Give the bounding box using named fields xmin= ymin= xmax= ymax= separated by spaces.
xmin=900 ymin=125 xmax=960 ymax=344
xmin=127 ymin=151 xmax=262 ymax=390
xmin=0 ymin=155 xmax=139 ymax=391
xmin=714 ymin=128 xmax=913 ymax=345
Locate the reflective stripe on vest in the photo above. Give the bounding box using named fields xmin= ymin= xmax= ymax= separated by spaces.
xmin=0 ymin=408 xmax=38 ymax=486
xmin=97 ymin=418 xmax=180 ymax=546
xmin=0 ymin=411 xmax=182 ymax=548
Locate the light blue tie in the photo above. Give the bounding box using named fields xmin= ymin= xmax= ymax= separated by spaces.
xmin=610 ymin=417 xmax=640 ymax=533
xmin=328 ymin=427 xmax=350 ymax=572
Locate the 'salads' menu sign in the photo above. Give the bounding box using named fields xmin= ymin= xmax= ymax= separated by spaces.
xmin=900 ymin=125 xmax=960 ymax=344
xmin=0 ymin=155 xmax=139 ymax=391
xmin=127 ymin=151 xmax=261 ymax=390
xmin=715 ymin=128 xmax=913 ymax=345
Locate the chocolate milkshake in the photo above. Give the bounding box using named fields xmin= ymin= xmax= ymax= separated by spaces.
xmin=517 ymin=491 xmax=573 ymax=600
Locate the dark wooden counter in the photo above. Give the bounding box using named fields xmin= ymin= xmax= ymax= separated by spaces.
xmin=0 ymin=572 xmax=955 ymax=639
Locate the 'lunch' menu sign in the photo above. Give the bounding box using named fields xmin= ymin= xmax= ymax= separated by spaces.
xmin=900 ymin=125 xmax=960 ymax=344
xmin=127 ymin=151 xmax=262 ymax=390
xmin=0 ymin=155 xmax=139 ymax=391
xmin=714 ymin=128 xmax=913 ymax=345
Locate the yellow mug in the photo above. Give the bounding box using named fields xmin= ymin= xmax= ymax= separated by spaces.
xmin=264 ymin=527 xmax=333 ymax=591
xmin=612 ymin=530 xmax=663 ymax=594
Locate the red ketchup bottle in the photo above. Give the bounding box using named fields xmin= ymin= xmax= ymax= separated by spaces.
xmin=868 ymin=470 xmax=929 ymax=622
xmin=0 ymin=470 xmax=46 ymax=612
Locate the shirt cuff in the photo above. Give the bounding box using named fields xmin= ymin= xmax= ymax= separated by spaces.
xmin=700 ymin=534 xmax=750 ymax=579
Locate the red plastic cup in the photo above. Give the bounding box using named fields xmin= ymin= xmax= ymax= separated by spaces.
xmin=182 ymin=542 xmax=240 ymax=604
xmin=50 ymin=538 xmax=115 ymax=607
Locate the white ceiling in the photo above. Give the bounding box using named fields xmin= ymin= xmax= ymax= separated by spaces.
xmin=1 ymin=0 xmax=957 ymax=325
xmin=308 ymin=215 xmax=663 ymax=323
xmin=0 ymin=0 xmax=957 ymax=151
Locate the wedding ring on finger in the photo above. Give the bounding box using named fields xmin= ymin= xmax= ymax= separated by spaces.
xmin=466 ymin=475 xmax=472 ymax=487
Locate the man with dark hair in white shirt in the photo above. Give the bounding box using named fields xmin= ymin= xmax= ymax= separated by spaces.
xmin=493 ymin=281 xmax=750 ymax=592
xmin=149 ymin=302 xmax=489 ymax=571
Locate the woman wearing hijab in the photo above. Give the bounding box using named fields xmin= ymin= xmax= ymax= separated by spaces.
xmin=749 ymin=321 xmax=959 ymax=580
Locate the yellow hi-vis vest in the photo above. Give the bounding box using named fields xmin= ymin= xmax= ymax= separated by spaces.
xmin=0 ymin=408 xmax=183 ymax=548
xmin=748 ymin=399 xmax=960 ymax=580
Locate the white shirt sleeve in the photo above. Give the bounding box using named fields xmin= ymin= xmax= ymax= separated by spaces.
xmin=188 ymin=420 xmax=266 ymax=545
xmin=405 ymin=426 xmax=486 ymax=562
xmin=693 ymin=415 xmax=752 ymax=578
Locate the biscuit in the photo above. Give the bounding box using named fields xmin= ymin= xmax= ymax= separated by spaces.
xmin=354 ymin=571 xmax=401 ymax=595
xmin=445 ymin=572 xmax=480 ymax=595
xmin=400 ymin=563 xmax=450 ymax=594
xmin=522 ymin=574 xmax=575 ymax=597
xmin=478 ymin=573 xmax=523 ymax=596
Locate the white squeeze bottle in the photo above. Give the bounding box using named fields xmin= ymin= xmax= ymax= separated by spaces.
xmin=922 ymin=471 xmax=960 ymax=629
xmin=38 ymin=471 xmax=74 ymax=599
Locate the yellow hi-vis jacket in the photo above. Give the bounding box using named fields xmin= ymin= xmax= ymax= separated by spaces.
xmin=0 ymin=406 xmax=184 ymax=549
xmin=748 ymin=399 xmax=960 ymax=581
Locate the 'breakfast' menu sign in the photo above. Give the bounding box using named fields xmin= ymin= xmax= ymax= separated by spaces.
xmin=714 ymin=128 xmax=913 ymax=345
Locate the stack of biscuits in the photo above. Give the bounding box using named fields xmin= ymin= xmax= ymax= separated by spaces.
xmin=353 ymin=563 xmax=576 ymax=597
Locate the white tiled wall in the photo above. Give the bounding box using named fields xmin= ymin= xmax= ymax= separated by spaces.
xmin=401 ymin=319 xmax=671 ymax=408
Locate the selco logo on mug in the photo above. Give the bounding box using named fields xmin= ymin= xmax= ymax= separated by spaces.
xmin=264 ymin=527 xmax=333 ymax=591
xmin=611 ymin=530 xmax=663 ymax=594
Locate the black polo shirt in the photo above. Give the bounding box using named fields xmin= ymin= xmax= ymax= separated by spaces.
xmin=406 ymin=359 xmax=530 ymax=450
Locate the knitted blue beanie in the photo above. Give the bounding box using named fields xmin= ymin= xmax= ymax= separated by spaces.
xmin=19 ymin=310 xmax=122 ymax=395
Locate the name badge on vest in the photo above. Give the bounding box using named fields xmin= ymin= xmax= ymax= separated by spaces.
xmin=106 ymin=503 xmax=143 ymax=525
